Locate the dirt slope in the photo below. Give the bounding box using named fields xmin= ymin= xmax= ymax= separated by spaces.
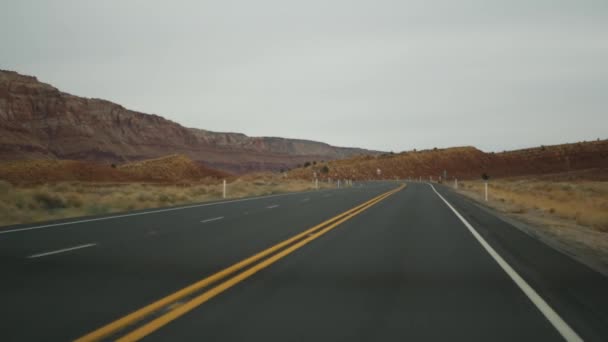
xmin=0 ymin=155 xmax=229 ymax=184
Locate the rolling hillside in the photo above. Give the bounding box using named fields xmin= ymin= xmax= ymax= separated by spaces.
xmin=290 ymin=140 xmax=608 ymax=181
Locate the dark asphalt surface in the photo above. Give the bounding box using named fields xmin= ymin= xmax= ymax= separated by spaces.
xmin=1 ymin=182 xmax=607 ymax=341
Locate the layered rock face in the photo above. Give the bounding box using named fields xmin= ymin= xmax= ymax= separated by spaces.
xmin=0 ymin=70 xmax=377 ymax=173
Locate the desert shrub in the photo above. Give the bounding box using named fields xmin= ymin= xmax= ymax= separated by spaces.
xmin=65 ymin=194 xmax=84 ymax=208
xmin=321 ymin=166 xmax=329 ymax=174
xmin=86 ymin=204 xmax=111 ymax=216
xmin=34 ymin=192 xmax=67 ymax=210
xmin=0 ymin=180 xmax=12 ymax=193
xmin=137 ymin=193 xmax=155 ymax=202
xmin=51 ymin=182 xmax=71 ymax=192
xmin=158 ymin=194 xmax=171 ymax=203
xmin=189 ymin=187 xmax=208 ymax=196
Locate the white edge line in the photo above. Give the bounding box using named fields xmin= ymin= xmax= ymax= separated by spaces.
xmin=266 ymin=205 xmax=279 ymax=209
xmin=27 ymin=243 xmax=97 ymax=259
xmin=0 ymin=190 xmax=323 ymax=235
xmin=429 ymin=184 xmax=582 ymax=342
xmin=200 ymin=216 xmax=224 ymax=224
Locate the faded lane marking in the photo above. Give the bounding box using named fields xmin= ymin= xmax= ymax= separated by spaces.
xmin=200 ymin=217 xmax=224 ymax=224
xmin=27 ymin=243 xmax=97 ymax=259
xmin=266 ymin=205 xmax=279 ymax=209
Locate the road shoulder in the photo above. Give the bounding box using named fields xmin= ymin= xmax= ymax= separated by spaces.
xmin=444 ymin=185 xmax=608 ymax=277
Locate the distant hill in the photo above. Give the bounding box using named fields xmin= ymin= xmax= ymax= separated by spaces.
xmin=0 ymin=154 xmax=229 ymax=184
xmin=0 ymin=70 xmax=379 ymax=174
xmin=289 ymin=140 xmax=608 ymax=181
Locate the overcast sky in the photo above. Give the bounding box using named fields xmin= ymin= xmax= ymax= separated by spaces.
xmin=2 ymin=0 xmax=607 ymax=152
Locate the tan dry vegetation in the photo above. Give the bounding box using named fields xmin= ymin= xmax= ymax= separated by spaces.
xmin=456 ymin=178 xmax=608 ymax=272
xmin=459 ymin=179 xmax=608 ymax=232
xmin=0 ymin=175 xmax=334 ymax=227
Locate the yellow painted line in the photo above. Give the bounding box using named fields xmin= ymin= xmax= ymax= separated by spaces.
xmin=116 ymin=185 xmax=403 ymax=342
xmin=76 ymin=184 xmax=404 ymax=342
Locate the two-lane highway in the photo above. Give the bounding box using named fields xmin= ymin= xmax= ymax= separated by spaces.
xmin=1 ymin=182 xmax=607 ymax=341
xmin=1 ymin=182 xmax=396 ymax=341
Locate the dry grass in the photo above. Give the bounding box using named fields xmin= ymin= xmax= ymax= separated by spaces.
xmin=456 ymin=178 xmax=608 ymax=274
xmin=0 ymin=176 xmax=334 ymax=227
xmin=459 ymin=179 xmax=608 ymax=232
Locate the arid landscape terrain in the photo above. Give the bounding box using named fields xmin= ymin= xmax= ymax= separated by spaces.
xmin=284 ymin=142 xmax=608 ymax=273
xmin=3 ymin=2 xmax=608 ymax=340
xmin=0 ymin=153 xmax=338 ymax=227
xmin=288 ymin=140 xmax=608 ymax=181
xmin=1 ymin=69 xmax=607 ymax=274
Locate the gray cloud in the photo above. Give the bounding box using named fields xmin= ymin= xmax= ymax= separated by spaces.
xmin=2 ymin=0 xmax=607 ymax=151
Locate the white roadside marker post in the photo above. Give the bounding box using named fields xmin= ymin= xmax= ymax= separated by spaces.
xmin=485 ymin=181 xmax=488 ymax=201
xmin=455 ymin=178 xmax=458 ymax=189
xmin=315 ymin=178 xmax=318 ymax=190
xmin=223 ymin=179 xmax=227 ymax=199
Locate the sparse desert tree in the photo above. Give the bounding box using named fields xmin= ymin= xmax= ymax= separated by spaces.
xmin=304 ymin=161 xmax=311 ymax=168
xmin=321 ymin=165 xmax=329 ymax=174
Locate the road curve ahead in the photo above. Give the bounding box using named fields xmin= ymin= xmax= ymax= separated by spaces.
xmin=1 ymin=182 xmax=607 ymax=341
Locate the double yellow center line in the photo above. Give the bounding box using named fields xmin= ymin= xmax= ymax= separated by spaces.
xmin=76 ymin=184 xmax=405 ymax=342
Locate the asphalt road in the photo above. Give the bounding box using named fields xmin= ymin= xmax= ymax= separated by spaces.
xmin=1 ymin=182 xmax=607 ymax=341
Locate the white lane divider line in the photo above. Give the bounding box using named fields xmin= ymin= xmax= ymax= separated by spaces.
xmin=27 ymin=243 xmax=97 ymax=259
xmin=429 ymin=184 xmax=582 ymax=342
xmin=266 ymin=205 xmax=279 ymax=209
xmin=200 ymin=216 xmax=224 ymax=224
